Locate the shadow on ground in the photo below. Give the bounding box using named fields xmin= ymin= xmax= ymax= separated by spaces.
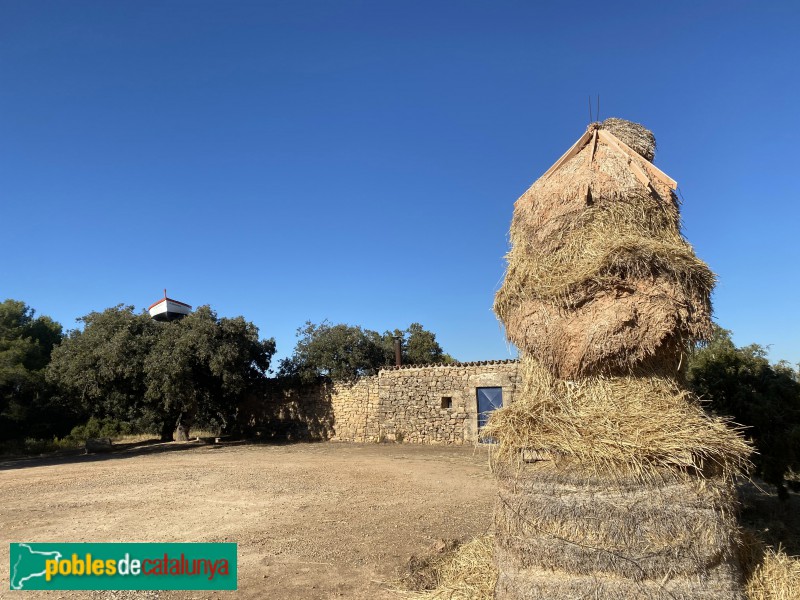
xmin=0 ymin=438 xmax=246 ymax=472
xmin=739 ymin=479 xmax=800 ymax=556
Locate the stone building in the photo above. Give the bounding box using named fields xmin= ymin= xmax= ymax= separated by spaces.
xmin=238 ymin=360 xmax=520 ymax=445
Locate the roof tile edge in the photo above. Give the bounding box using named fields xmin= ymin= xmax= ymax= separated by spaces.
xmin=379 ymin=358 xmax=520 ymax=372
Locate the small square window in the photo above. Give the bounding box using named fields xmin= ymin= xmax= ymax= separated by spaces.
xmin=441 ymin=397 xmax=453 ymax=409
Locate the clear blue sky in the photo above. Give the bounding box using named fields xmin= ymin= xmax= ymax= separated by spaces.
xmin=2 ymin=1 xmax=798 ymax=368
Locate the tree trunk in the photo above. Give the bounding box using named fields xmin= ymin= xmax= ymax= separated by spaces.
xmin=160 ymin=420 xmax=174 ymax=442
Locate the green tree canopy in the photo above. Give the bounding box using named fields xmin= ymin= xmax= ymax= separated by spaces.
xmin=47 ymin=305 xmax=275 ymax=440
xmin=279 ymin=320 xmax=454 ymax=382
xmin=0 ymin=299 xmax=64 ymax=439
xmin=687 ymin=326 xmax=800 ymax=497
xmin=396 ymin=322 xmax=454 ymax=366
xmin=144 ymin=306 xmax=275 ymax=437
xmin=47 ymin=305 xmax=157 ymax=424
xmin=279 ymin=321 xmax=385 ymax=382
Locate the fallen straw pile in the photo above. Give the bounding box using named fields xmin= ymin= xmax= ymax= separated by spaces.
xmin=488 ymin=118 xmax=753 ymax=599
xmin=744 ymin=547 xmax=800 ymax=600
xmin=395 ymin=536 xmax=497 ymax=600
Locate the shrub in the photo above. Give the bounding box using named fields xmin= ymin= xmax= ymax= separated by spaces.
xmin=67 ymin=416 xmax=134 ymax=441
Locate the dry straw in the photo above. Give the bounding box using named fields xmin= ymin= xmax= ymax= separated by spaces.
xmin=483 ymin=356 xmax=752 ymax=481
xmin=395 ymin=530 xmax=800 ymax=600
xmin=395 ymin=536 xmax=497 ymax=600
xmin=492 ymin=460 xmax=746 ymax=599
xmin=494 ymin=118 xmax=714 ymax=378
xmin=483 ymin=358 xmax=753 ymax=598
xmin=600 ymin=117 xmax=657 ymax=161
xmin=487 ymin=117 xmax=755 ymax=599
xmin=744 ymin=547 xmax=800 ymax=600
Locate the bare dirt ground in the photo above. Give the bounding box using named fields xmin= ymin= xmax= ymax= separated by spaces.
xmin=0 ymin=442 xmax=496 ymax=600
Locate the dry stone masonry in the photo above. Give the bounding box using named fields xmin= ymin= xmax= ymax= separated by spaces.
xmin=331 ymin=361 xmax=520 ymax=444
xmin=240 ymin=361 xmax=520 ymax=444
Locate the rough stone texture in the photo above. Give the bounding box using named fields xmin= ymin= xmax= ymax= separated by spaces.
xmin=329 ymin=376 xmax=381 ymax=442
xmin=238 ymin=361 xmax=520 ymax=444
xmin=237 ymin=378 xmax=336 ymax=441
xmin=331 ymin=362 xmax=520 ymax=444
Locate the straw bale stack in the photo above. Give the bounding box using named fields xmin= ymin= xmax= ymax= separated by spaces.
xmin=489 ymin=118 xmax=752 ymax=599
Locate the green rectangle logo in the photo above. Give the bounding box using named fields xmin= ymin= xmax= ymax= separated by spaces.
xmin=10 ymin=543 xmax=237 ymax=590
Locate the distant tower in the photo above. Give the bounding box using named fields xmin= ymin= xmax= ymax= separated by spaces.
xmin=148 ymin=289 xmax=192 ymax=322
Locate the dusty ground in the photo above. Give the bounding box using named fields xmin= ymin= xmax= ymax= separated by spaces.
xmin=0 ymin=441 xmax=496 ymax=600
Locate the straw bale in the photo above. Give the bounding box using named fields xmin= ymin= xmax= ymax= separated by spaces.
xmin=483 ymin=356 xmax=752 ymax=480
xmin=492 ymin=461 xmax=745 ymax=599
xmin=488 ymin=118 xmax=751 ymax=598
xmin=495 ymin=563 xmax=745 ymax=600
xmin=503 ymin=278 xmax=707 ymax=378
xmin=396 ymin=528 xmax=797 ymax=600
xmin=494 ymin=118 xmax=713 ymax=378
xmin=494 ymin=463 xmax=739 ymax=579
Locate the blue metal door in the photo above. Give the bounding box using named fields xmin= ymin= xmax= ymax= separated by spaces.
xmin=477 ymin=387 xmax=503 ymax=430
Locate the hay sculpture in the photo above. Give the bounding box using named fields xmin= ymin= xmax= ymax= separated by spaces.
xmin=486 ymin=118 xmax=752 ymax=599
xmin=494 ymin=118 xmax=713 ymax=379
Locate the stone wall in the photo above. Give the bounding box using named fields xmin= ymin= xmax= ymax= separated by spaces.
xmin=328 ymin=377 xmax=380 ymax=442
xmin=330 ymin=360 xmax=520 ymax=444
xmin=237 ymin=378 xmax=335 ymax=441
xmin=240 ymin=360 xmax=520 ymax=444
